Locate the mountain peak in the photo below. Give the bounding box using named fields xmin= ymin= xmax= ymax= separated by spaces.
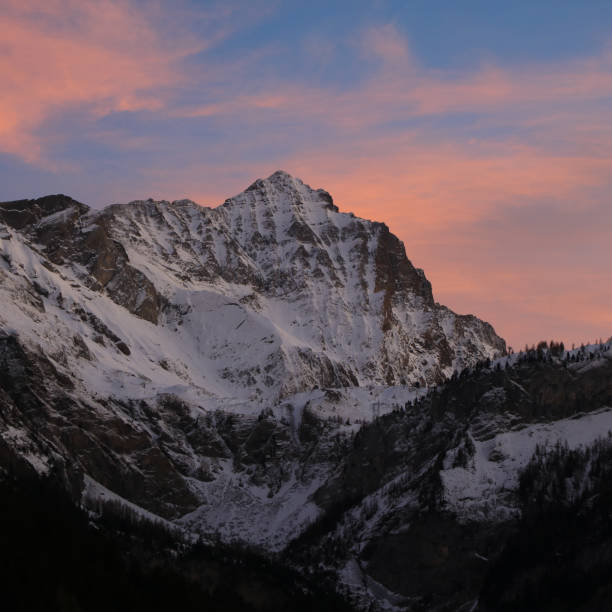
xmin=229 ymin=170 xmax=339 ymax=219
xmin=268 ymin=169 xmax=297 ymax=181
xmin=242 ymin=169 xmax=302 ymax=196
xmin=265 ymin=170 xmax=310 ymax=192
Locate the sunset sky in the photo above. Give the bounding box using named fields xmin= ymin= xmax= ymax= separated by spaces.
xmin=1 ymin=0 xmax=611 ymax=350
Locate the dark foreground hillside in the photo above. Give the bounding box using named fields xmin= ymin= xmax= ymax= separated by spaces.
xmin=3 ymin=342 xmax=612 ymax=611
xmin=0 ymin=468 xmax=353 ymax=612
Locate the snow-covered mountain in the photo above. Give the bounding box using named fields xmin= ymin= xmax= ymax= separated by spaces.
xmin=9 ymin=173 xmax=612 ymax=610
xmin=0 ymin=171 xmax=504 ymax=406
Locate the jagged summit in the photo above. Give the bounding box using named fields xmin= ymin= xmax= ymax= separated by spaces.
xmin=244 ymin=169 xmax=301 ymax=191
xmin=270 ymin=168 xmax=295 ymax=180
xmin=228 ymin=170 xmax=339 ymax=218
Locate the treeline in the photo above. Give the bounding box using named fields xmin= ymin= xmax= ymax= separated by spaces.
xmin=518 ymin=435 xmax=612 ymax=512
xmin=387 ymin=337 xmax=612 ymax=416
xmin=514 ymin=338 xmax=611 ymax=365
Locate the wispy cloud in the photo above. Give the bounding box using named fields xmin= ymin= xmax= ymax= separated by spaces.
xmin=172 ymin=24 xmax=612 ymax=127
xmin=0 ymin=0 xmax=233 ymax=163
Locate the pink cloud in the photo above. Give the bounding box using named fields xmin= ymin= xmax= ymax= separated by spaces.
xmin=0 ymin=0 xmax=205 ymax=163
